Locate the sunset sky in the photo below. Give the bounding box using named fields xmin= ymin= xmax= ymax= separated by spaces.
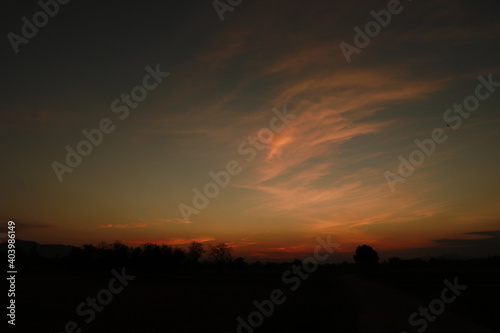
xmin=2 ymin=0 xmax=499 ymax=261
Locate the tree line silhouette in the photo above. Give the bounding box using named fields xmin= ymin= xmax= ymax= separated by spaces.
xmin=4 ymin=240 xmax=499 ymax=275
xmin=10 ymin=241 xmax=251 ymax=274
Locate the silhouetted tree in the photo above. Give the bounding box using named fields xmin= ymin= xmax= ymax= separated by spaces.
xmin=82 ymin=243 xmax=97 ymax=254
xmin=187 ymin=241 xmax=205 ymax=263
xmin=97 ymin=241 xmax=110 ymax=250
xmin=109 ymin=241 xmax=129 ymax=265
xmin=158 ymin=244 xmax=171 ymax=257
xmin=172 ymin=247 xmax=187 ymax=266
xmin=80 ymin=243 xmax=98 ymax=265
xmin=354 ymin=245 xmax=379 ymax=267
xmin=232 ymin=257 xmax=246 ymax=269
xmin=209 ymin=243 xmax=233 ymax=264
xmin=112 ymin=241 xmax=129 ymax=254
xmin=388 ymin=256 xmax=402 ymax=269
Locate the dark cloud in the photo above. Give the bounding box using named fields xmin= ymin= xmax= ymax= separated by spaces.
xmin=2 ymin=219 xmax=60 ymax=230
xmin=429 ymin=230 xmax=500 ymax=257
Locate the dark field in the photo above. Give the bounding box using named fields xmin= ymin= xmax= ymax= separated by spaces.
xmin=10 ymin=261 xmax=500 ymax=333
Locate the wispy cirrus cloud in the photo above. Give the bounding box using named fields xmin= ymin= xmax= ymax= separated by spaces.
xmin=230 ymin=66 xmax=449 ymax=221
xmin=127 ymin=1 xmax=492 ymax=241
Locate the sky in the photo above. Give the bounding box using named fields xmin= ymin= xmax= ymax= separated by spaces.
xmin=1 ymin=0 xmax=500 ymax=261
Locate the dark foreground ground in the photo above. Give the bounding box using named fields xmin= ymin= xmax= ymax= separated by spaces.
xmin=6 ymin=261 xmax=500 ymax=333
